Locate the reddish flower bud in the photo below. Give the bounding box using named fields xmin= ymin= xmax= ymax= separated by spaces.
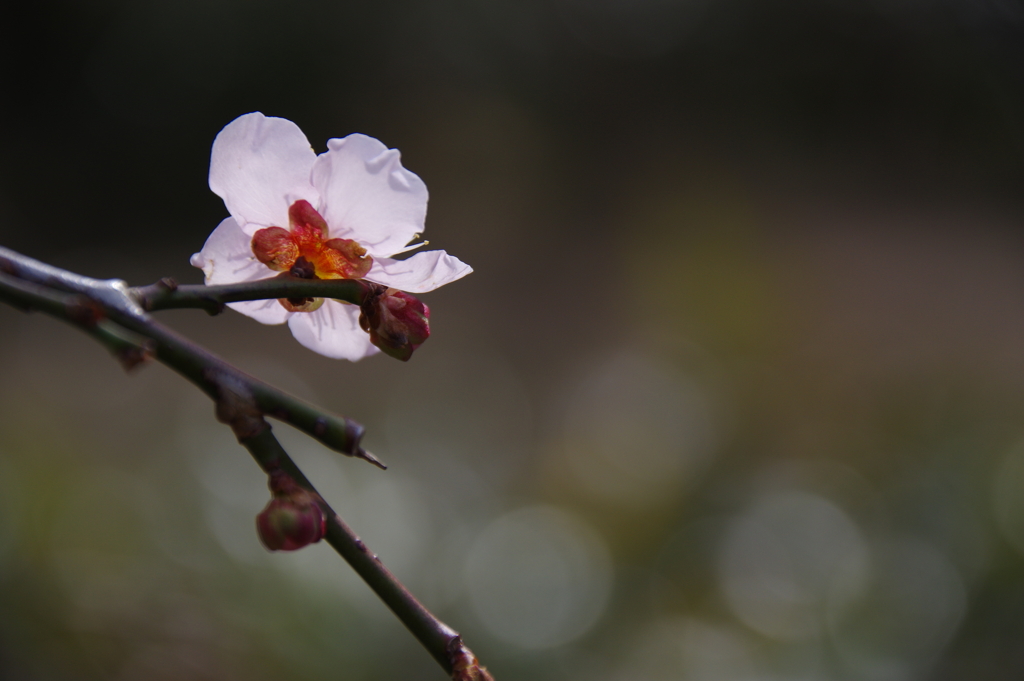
xmin=359 ymin=285 xmax=430 ymax=361
xmin=256 ymin=471 xmax=327 ymax=551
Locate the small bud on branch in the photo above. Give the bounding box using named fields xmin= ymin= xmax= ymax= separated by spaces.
xmin=359 ymin=284 xmax=431 ymax=361
xmin=257 ymin=470 xmax=327 ymax=551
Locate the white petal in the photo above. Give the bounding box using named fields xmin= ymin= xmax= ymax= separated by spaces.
xmin=209 ymin=112 xmax=320 ymax=235
xmin=366 ymin=250 xmax=473 ymax=293
xmin=191 ymin=217 xmax=289 ymax=325
xmin=287 ymin=301 xmax=380 ymax=361
xmin=311 ymin=134 xmax=428 ymax=258
xmin=225 ymin=299 xmax=291 ymax=326
xmin=192 ymin=217 xmax=259 ymax=285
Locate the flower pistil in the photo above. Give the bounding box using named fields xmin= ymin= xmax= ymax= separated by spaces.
xmin=252 ymin=199 xmax=371 ymax=281
xmin=251 ymin=199 xmax=372 ymax=312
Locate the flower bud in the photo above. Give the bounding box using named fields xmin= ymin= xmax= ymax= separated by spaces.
xmin=359 ymin=285 xmax=430 ymax=361
xmin=256 ymin=471 xmax=326 ymax=551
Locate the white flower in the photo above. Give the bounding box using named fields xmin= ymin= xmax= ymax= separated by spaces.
xmin=190 ymin=112 xmax=472 ymax=361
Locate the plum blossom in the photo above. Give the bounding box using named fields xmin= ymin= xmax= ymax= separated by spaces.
xmin=190 ymin=112 xmax=472 ymax=360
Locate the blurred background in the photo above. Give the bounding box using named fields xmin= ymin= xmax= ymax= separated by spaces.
xmin=2 ymin=0 xmax=1024 ymax=679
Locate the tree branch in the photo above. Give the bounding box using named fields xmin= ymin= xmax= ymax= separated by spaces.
xmin=0 ymin=270 xmax=155 ymax=371
xmin=0 ymin=245 xmax=381 ymax=467
xmin=0 ymin=245 xmax=495 ymax=679
xmin=132 ymin=275 xmax=369 ymax=314
xmin=237 ymin=424 xmax=490 ymax=678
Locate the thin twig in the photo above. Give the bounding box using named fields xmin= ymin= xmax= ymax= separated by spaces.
xmin=0 ymin=271 xmax=154 ymax=371
xmin=237 ymin=425 xmax=488 ymax=677
xmin=132 ymin=275 xmax=368 ymax=314
xmin=0 ymin=245 xmax=379 ymax=466
xmin=0 ymin=246 xmax=494 ymax=679
xmin=119 ymin=306 xmax=385 ymax=468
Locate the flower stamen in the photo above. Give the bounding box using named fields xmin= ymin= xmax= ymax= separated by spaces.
xmin=251 ymin=201 xmax=373 ymax=312
xmin=289 ymin=256 xmax=317 ymax=279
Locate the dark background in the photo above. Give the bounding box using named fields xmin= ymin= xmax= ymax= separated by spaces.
xmin=3 ymin=1 xmax=1024 ymax=679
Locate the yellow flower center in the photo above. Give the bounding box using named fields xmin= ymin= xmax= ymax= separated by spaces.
xmin=250 ymin=200 xmax=372 ymax=312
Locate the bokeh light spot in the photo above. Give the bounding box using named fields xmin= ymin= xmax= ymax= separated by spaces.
xmin=464 ymin=505 xmax=612 ymax=649
xmin=718 ymin=491 xmax=869 ymax=640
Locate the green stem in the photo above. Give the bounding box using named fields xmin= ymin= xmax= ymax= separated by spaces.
xmin=132 ymin=276 xmax=369 ymax=314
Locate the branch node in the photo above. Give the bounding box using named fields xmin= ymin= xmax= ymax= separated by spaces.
xmin=114 ymin=337 xmax=156 ymax=372
xmin=65 ymin=295 xmax=105 ymax=327
xmin=206 ymin=369 xmax=268 ymax=441
xmin=313 ymin=415 xmax=329 ymax=437
xmin=447 ymin=636 xmax=495 ymax=681
xmin=204 ymin=299 xmax=226 ymax=316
